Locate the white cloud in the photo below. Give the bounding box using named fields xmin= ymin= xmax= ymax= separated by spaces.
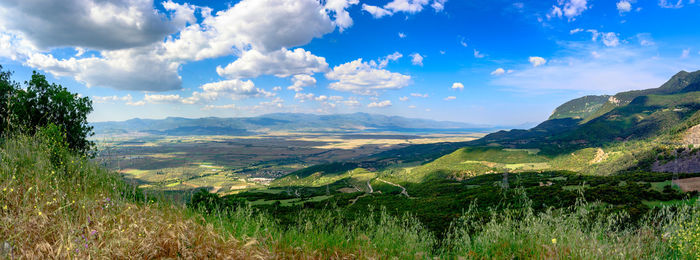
xmin=659 ymin=0 xmax=685 ymax=8
xmin=408 ymin=105 xmax=417 ymax=109
xmin=377 ymin=52 xmax=403 ymax=68
xmin=183 ymin=79 xmax=273 ymax=104
xmin=272 ymin=86 xmax=282 ymax=91
xmin=258 ymin=97 xmax=285 ymax=108
xmin=0 ymin=0 xmax=190 ymax=50
xmin=203 ymin=104 xmax=237 ymax=110
xmin=288 ymin=74 xmax=317 ymax=92
xmin=410 ymin=53 xmax=424 ymax=66
xmin=326 ymin=58 xmax=411 ymax=95
xmin=583 ymin=30 xmax=621 ymax=47
xmin=92 ymin=94 xmax=133 ymax=103
xmin=144 ymin=94 xmax=183 ymax=104
xmin=529 ymin=56 xmax=547 ymax=67
xmin=294 ymin=92 xmax=315 ymax=102
xmin=324 ymin=0 xmax=359 ymax=32
xmin=410 ymin=93 xmax=429 ymax=98
xmin=362 ymin=0 xmax=447 ymax=18
xmin=399 ymin=96 xmax=409 ymax=101
xmin=473 ymin=49 xmax=485 ymax=58
xmin=548 ymin=0 xmax=588 ymax=21
xmin=602 ymin=33 xmax=620 ymax=47
xmin=216 ymin=48 xmax=328 ymax=79
xmin=398 ymin=32 xmax=407 ymax=38
xmin=570 ymin=28 xmax=584 ymax=34
xmin=361 ymin=4 xmax=392 ymax=18
xmin=126 ymin=100 xmax=146 ymax=106
xmin=490 ymin=68 xmax=506 ymax=76
xmin=681 ymin=48 xmax=691 ymax=58
xmin=617 ymin=1 xmax=632 ymax=13
xmin=444 ymin=96 xmax=456 ymax=101
xmin=164 ymin=0 xmax=335 ymax=60
xmin=431 ymin=0 xmax=448 ymax=11
xmin=452 ymin=82 xmax=464 ymax=90
xmin=26 ymin=46 xmax=183 ymax=91
xmin=367 ymin=100 xmax=392 ymax=108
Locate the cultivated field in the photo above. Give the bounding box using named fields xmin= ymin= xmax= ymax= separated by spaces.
xmin=93 ymin=132 xmax=485 ymax=195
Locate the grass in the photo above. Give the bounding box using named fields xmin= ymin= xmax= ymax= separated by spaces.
xmin=0 ymin=134 xmax=265 ymax=258
xmin=2 ymin=133 xmax=699 ymax=258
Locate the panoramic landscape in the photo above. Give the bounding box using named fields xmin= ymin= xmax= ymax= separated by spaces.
xmin=1 ymin=0 xmax=700 ymax=259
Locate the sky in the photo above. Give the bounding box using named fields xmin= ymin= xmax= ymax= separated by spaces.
xmin=1 ymin=0 xmax=699 ymax=125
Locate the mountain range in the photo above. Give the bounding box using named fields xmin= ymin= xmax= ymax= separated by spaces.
xmin=91 ymin=112 xmax=517 ymax=136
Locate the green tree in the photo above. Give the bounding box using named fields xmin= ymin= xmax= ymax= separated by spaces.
xmin=0 ymin=65 xmax=94 ymax=154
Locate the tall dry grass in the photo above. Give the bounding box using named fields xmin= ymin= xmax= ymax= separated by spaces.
xmin=0 ymin=135 xmax=267 ymax=258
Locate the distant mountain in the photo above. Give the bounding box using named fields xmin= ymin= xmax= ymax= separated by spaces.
xmin=91 ymin=113 xmax=497 ymax=135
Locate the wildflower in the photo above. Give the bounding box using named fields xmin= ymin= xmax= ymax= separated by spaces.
xmin=38 ymin=211 xmax=42 ymax=216
xmin=2 ymin=188 xmax=5 ymax=192
xmin=552 ymin=238 xmax=557 ymax=244
xmin=2 ymin=205 xmax=6 ymax=210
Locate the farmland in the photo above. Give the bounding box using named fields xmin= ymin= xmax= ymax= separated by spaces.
xmin=93 ymin=131 xmax=485 ymax=195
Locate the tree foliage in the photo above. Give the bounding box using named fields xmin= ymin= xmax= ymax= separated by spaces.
xmin=0 ymin=65 xmax=94 ymax=154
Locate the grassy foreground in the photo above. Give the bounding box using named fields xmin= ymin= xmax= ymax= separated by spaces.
xmin=1 ymin=134 xmax=699 ymax=259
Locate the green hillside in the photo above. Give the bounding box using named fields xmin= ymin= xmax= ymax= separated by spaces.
xmin=549 ymin=95 xmax=611 ymax=120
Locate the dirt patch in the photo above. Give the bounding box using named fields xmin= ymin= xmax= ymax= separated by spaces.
xmin=684 ymin=124 xmax=700 ymax=145
xmin=589 ymin=148 xmax=608 ymax=164
xmin=337 ymin=187 xmax=358 ymax=193
xmin=674 ymin=177 xmax=700 ymax=192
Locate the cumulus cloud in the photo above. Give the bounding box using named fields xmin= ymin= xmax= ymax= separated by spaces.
xmin=0 ymin=0 xmax=191 ymax=50
xmin=324 ymin=0 xmax=360 ymax=32
xmin=548 ymin=0 xmax=588 ymax=21
xmin=367 ymin=100 xmax=392 ymax=108
xmin=491 ymin=68 xmax=506 ymax=76
xmin=326 ymin=58 xmax=411 ymax=95
xmin=398 ymin=32 xmax=407 ymax=38
xmin=444 ymin=96 xmax=456 ymax=101
xmin=410 ymin=53 xmax=424 ymax=66
xmin=377 ymin=52 xmax=403 ymax=68
xmin=216 ymin=48 xmax=328 ymax=79
xmin=288 ymin=74 xmax=317 ymax=92
xmin=164 ymin=0 xmax=335 ymax=60
xmin=294 ymin=92 xmax=315 ymax=102
xmin=399 ymin=96 xmax=409 ymax=101
xmin=411 ymin=93 xmax=429 ymax=98
xmin=362 ymin=0 xmax=447 ymax=18
xmin=183 ymin=79 xmax=273 ymax=104
xmin=584 ymin=30 xmax=621 ymax=47
xmin=452 ymin=82 xmax=464 ymax=90
xmin=26 ymin=46 xmax=183 ymax=91
xmin=529 ymin=56 xmax=547 ymax=67
xmin=617 ymin=1 xmax=632 ymax=13
xmin=2 ymin=0 xmax=353 ymax=94
xmin=473 ymin=49 xmax=485 ymax=58
xmin=362 ymin=4 xmax=392 ymax=18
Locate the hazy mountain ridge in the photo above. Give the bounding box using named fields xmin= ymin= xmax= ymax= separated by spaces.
xmin=91 ymin=112 xmax=499 ymax=135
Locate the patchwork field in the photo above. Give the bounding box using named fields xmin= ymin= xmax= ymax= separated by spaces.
xmin=93 ymin=132 xmax=485 ymax=194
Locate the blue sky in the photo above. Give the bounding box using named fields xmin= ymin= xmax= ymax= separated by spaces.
xmin=0 ymin=0 xmax=699 ymax=125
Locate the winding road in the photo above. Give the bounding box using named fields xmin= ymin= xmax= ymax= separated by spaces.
xmin=376 ymin=178 xmax=409 ymax=197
